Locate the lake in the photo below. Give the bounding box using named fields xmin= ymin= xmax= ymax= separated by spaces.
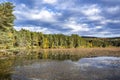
xmin=0 ymin=49 xmax=120 ymax=80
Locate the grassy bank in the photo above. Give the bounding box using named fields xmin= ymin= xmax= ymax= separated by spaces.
xmin=0 ymin=47 xmax=120 ymax=58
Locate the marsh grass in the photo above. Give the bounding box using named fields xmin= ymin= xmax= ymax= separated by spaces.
xmin=0 ymin=48 xmax=120 ymax=60
xmin=38 ymin=48 xmax=120 ymax=58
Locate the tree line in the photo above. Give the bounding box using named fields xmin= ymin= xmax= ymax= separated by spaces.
xmin=0 ymin=2 xmax=120 ymax=49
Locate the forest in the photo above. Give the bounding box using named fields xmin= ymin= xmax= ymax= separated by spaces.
xmin=0 ymin=2 xmax=120 ymax=49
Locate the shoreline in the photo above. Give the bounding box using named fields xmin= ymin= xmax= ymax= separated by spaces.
xmin=0 ymin=47 xmax=120 ymax=57
xmin=0 ymin=47 xmax=120 ymax=51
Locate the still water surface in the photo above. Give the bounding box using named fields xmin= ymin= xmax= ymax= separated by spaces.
xmin=0 ymin=50 xmax=120 ymax=80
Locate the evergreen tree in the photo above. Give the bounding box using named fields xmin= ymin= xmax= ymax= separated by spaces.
xmin=0 ymin=2 xmax=15 ymax=49
xmin=0 ymin=2 xmax=15 ymax=30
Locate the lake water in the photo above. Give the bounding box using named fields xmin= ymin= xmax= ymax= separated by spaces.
xmin=0 ymin=50 xmax=120 ymax=80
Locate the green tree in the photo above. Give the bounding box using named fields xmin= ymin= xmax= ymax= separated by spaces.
xmin=0 ymin=2 xmax=15 ymax=49
xmin=0 ymin=2 xmax=15 ymax=30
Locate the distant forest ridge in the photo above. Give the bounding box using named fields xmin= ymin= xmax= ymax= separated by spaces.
xmin=0 ymin=2 xmax=120 ymax=49
xmin=81 ymin=36 xmax=120 ymax=39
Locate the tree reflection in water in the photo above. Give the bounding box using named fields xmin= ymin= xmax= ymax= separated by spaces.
xmin=0 ymin=58 xmax=14 ymax=80
xmin=0 ymin=50 xmax=120 ymax=80
xmin=12 ymin=57 xmax=120 ymax=80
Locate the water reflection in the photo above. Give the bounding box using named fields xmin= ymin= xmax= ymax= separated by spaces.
xmin=11 ymin=57 xmax=120 ymax=80
xmin=0 ymin=50 xmax=120 ymax=80
xmin=37 ymin=51 xmax=80 ymax=61
xmin=0 ymin=58 xmax=14 ymax=80
xmin=79 ymin=57 xmax=120 ymax=69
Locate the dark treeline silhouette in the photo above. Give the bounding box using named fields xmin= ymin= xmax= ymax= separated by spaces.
xmin=0 ymin=2 xmax=120 ymax=49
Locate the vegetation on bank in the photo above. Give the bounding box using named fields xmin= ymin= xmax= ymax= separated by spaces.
xmin=0 ymin=2 xmax=120 ymax=50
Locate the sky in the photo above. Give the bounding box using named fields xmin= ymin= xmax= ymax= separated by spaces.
xmin=0 ymin=0 xmax=120 ymax=37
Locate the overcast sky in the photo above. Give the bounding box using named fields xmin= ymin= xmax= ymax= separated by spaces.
xmin=0 ymin=0 xmax=120 ymax=37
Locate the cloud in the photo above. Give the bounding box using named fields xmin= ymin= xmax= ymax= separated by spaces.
xmin=102 ymin=0 xmax=120 ymax=2
xmin=14 ymin=26 xmax=48 ymax=33
xmin=42 ymin=0 xmax=57 ymax=4
xmin=106 ymin=6 xmax=120 ymax=14
xmin=81 ymin=4 xmax=104 ymax=21
xmin=63 ymin=20 xmax=89 ymax=32
xmin=14 ymin=3 xmax=62 ymax=22
xmin=14 ymin=25 xmax=61 ymax=34
xmin=95 ymin=26 xmax=103 ymax=29
xmin=101 ymin=19 xmax=120 ymax=25
xmin=81 ymin=5 xmax=101 ymax=16
xmin=2 ymin=0 xmax=119 ymax=37
xmin=30 ymin=8 xmax=61 ymax=22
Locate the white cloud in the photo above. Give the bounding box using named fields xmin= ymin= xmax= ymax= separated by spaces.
xmin=101 ymin=19 xmax=120 ymax=24
xmin=106 ymin=6 xmax=120 ymax=14
xmin=99 ymin=31 xmax=111 ymax=35
xmin=30 ymin=8 xmax=62 ymax=22
xmin=31 ymin=9 xmax=56 ymax=21
xmin=81 ymin=4 xmax=104 ymax=21
xmin=85 ymin=31 xmax=112 ymax=37
xmin=81 ymin=5 xmax=101 ymax=16
xmin=14 ymin=26 xmax=53 ymax=34
xmin=43 ymin=0 xmax=57 ymax=4
xmin=14 ymin=4 xmax=31 ymax=20
xmin=96 ymin=26 xmax=103 ymax=29
xmin=87 ymin=15 xmax=103 ymax=21
xmin=14 ymin=4 xmax=62 ymax=22
xmin=14 ymin=25 xmax=62 ymax=34
xmin=63 ymin=20 xmax=89 ymax=32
